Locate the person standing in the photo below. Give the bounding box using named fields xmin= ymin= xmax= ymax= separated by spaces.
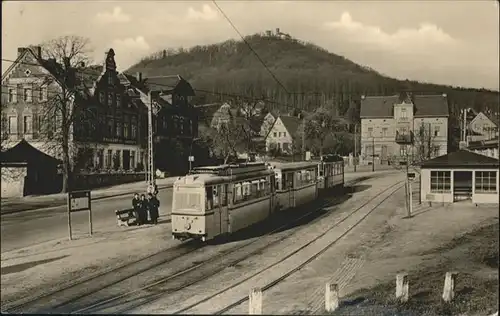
xmin=148 ymin=193 xmax=160 ymax=225
xmin=131 ymin=193 xmax=141 ymax=225
xmin=138 ymin=194 xmax=148 ymax=225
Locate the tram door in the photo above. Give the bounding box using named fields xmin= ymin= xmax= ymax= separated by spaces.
xmin=220 ymin=184 xmax=229 ymax=235
xmin=288 ymin=172 xmax=295 ymax=208
xmin=270 ymin=174 xmax=276 ymax=215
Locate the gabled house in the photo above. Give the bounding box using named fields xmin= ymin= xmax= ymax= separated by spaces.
xmin=467 ymin=111 xmax=499 ymax=142
xmin=360 ymin=93 xmax=449 ymax=164
xmin=265 ymin=115 xmax=302 ymax=154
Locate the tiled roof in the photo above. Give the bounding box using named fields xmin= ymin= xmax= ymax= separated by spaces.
xmin=279 ymin=115 xmax=301 ymax=136
xmin=360 ymin=94 xmax=449 ymax=118
xmin=420 ymin=150 xmax=499 ymax=168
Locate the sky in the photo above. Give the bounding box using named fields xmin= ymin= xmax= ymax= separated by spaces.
xmin=2 ymin=1 xmax=499 ymax=91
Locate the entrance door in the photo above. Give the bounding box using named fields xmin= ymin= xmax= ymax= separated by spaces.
xmin=453 ymin=171 xmax=472 ymax=202
xmin=123 ymin=150 xmax=131 ymax=170
xmin=288 ymin=172 xmax=295 ymax=208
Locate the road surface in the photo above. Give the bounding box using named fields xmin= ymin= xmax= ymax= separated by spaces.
xmin=1 ymin=170 xmax=397 ymax=254
xmin=1 ymin=189 xmax=173 ymax=253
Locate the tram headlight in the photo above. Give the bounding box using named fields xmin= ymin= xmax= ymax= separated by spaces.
xmin=185 ymin=222 xmax=191 ymax=230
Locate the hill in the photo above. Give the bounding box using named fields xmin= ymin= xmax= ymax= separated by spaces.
xmin=126 ymin=33 xmax=499 ymax=119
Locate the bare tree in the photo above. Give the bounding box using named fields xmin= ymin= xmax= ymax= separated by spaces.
xmin=303 ymin=106 xmax=348 ymax=156
xmin=413 ymin=122 xmax=438 ymax=162
xmin=36 ymin=35 xmax=93 ymax=193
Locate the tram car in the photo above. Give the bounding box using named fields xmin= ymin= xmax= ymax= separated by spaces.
xmin=316 ymin=154 xmax=345 ymax=193
xmin=171 ymin=159 xmax=344 ymax=242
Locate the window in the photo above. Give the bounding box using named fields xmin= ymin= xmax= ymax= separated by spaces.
xmin=24 ymin=87 xmax=32 ymax=102
xmin=99 ymin=92 xmax=105 ymax=104
xmin=433 ymin=146 xmax=440 ymax=157
xmin=131 ymin=121 xmax=137 ymax=139
xmin=283 ymin=142 xmax=290 ymax=151
xmin=107 ymin=150 xmax=112 ymax=168
xmin=108 ymin=92 xmax=114 ymax=106
xmin=115 ymin=122 xmax=122 ymax=137
xmin=283 ymin=132 xmax=287 ymax=137
xmin=401 ymin=108 xmax=407 ymax=119
xmin=97 ymin=149 xmax=104 ymax=169
xmin=382 ymin=127 xmax=388 ymax=137
xmin=366 ymin=145 xmax=373 ymax=156
xmin=400 ymin=145 xmax=407 ymax=157
xmin=233 ymin=177 xmax=270 ymax=204
xmin=162 ymin=116 xmax=168 ymax=129
xmin=368 ymin=127 xmax=373 ymax=137
xmin=107 ymin=119 xmax=114 ymax=137
xmin=38 ymin=87 xmax=48 ymax=102
xmin=475 ymin=171 xmax=497 ymax=193
xmin=8 ymin=88 xmax=16 ymax=103
xmin=23 ymin=116 xmax=32 ymax=134
xmin=8 ymin=116 xmax=17 ymax=134
xmin=116 ymin=94 xmax=122 ymax=107
xmin=108 ymin=75 xmax=113 ymax=85
xmin=123 ymin=121 xmax=129 ymax=139
xmin=131 ymin=151 xmax=136 ymax=169
xmin=273 ymin=132 xmax=277 ymax=137
xmin=434 ymin=126 xmax=440 ymax=137
xmin=430 ymin=171 xmax=451 ymax=193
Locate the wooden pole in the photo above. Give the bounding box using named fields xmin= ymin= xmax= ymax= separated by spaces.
xmin=354 ymin=124 xmax=357 ymax=172
xmin=88 ymin=191 xmax=93 ymax=236
xmin=249 ymin=288 xmax=262 ymax=315
xmin=325 ymin=283 xmax=339 ymax=312
xmin=396 ymin=273 xmax=409 ymax=302
xmin=67 ymin=193 xmax=72 ymax=241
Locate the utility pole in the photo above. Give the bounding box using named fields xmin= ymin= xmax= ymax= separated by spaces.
xmin=372 ymin=137 xmax=375 ymax=172
xmin=301 ymin=114 xmax=305 ymax=161
xmin=146 ymin=92 xmax=156 ymax=194
xmin=354 ymin=123 xmax=357 ymax=172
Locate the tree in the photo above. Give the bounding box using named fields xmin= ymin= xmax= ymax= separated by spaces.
xmin=37 ymin=35 xmax=93 ymax=192
xmin=303 ymin=106 xmax=348 ymax=156
xmin=413 ymin=122 xmax=439 ymax=162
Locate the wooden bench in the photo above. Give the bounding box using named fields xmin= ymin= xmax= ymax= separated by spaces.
xmin=115 ymin=208 xmax=136 ymax=227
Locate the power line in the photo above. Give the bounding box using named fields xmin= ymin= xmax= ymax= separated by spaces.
xmin=211 ymin=0 xmax=290 ymax=94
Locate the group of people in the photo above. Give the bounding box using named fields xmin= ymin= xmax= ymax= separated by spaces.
xmin=131 ymin=193 xmax=160 ymax=225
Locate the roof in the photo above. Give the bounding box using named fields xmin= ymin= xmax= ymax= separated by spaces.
xmin=420 ymin=150 xmax=499 ymax=168
xmin=125 ymin=74 xmax=195 ymax=96
xmin=1 ymin=140 xmax=61 ymax=165
xmin=360 ymin=94 xmax=449 ymax=118
xmin=279 ymin=115 xmax=301 ymax=136
xmin=467 ymin=138 xmax=499 ymax=150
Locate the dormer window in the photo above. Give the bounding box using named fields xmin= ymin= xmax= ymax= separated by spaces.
xmin=99 ymin=92 xmax=105 ymax=104
xmin=108 ymin=75 xmax=113 ymax=85
xmin=401 ymin=108 xmax=407 ymax=119
xmin=116 ymin=94 xmax=121 ymax=108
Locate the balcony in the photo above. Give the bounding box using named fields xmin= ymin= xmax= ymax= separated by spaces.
xmin=395 ymin=131 xmax=414 ymax=144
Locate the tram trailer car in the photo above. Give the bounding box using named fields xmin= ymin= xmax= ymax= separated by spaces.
xmin=316 ymin=154 xmax=345 ymax=194
xmin=172 ymin=161 xmax=321 ymax=242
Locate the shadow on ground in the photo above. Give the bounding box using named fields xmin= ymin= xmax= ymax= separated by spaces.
xmin=1 ymin=255 xmax=69 ymax=275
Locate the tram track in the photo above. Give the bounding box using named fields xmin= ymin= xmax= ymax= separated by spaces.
xmin=2 ymin=173 xmax=390 ymax=314
xmin=68 ymin=178 xmax=404 ymax=314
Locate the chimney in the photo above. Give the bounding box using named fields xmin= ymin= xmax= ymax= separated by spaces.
xmin=459 ymin=141 xmax=467 ymax=150
xmin=17 ymin=47 xmax=26 ymax=57
xmin=33 ymin=46 xmax=42 ymax=58
xmin=136 ymin=72 xmax=142 ymax=82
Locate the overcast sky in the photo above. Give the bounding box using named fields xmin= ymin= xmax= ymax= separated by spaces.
xmin=2 ymin=1 xmax=499 ymax=91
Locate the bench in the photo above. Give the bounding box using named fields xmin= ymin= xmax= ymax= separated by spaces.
xmin=115 ymin=208 xmax=136 ymax=227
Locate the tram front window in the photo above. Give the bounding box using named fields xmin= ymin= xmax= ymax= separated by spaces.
xmin=174 ymin=189 xmax=202 ymax=211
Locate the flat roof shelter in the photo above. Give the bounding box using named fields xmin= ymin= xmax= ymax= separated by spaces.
xmin=420 ymin=150 xmax=499 ymax=205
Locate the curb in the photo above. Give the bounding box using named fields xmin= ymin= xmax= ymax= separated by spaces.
xmin=0 ymin=184 xmax=174 ymax=216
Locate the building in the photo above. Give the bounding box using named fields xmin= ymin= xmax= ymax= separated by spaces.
xmin=420 ymin=150 xmax=499 ymax=204
xmin=1 ymin=46 xmax=197 ymax=176
xmin=467 ymin=138 xmax=499 ymax=159
xmin=360 ymin=93 xmax=449 ymax=165
xmin=265 ymin=115 xmax=301 ymax=154
xmin=467 ymin=111 xmax=499 ymax=142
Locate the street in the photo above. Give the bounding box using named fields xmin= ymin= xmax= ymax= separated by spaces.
xmin=0 ymin=189 xmax=173 ymax=253
xmin=0 ymin=170 xmax=393 ymax=254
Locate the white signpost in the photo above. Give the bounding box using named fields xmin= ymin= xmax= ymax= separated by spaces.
xmin=67 ymin=190 xmax=92 ymax=240
xmin=188 ymin=155 xmax=194 ymax=172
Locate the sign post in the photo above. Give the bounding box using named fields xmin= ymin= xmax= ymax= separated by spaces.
xmin=67 ymin=190 xmax=92 ymax=240
xmin=188 ymin=155 xmax=194 ymax=172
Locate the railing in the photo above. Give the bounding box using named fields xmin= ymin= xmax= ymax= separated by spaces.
xmin=395 ymin=131 xmax=414 ymax=144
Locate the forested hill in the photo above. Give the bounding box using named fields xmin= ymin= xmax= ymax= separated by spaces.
xmin=127 ymin=33 xmax=499 ymax=117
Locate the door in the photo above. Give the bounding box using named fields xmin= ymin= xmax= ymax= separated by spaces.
xmin=220 ymin=184 xmax=230 ymax=234
xmin=288 ymin=172 xmax=294 ymax=207
xmin=453 ymin=171 xmax=472 ymax=202
xmin=123 ymin=150 xmax=130 ymax=170
xmin=381 ymin=145 xmax=388 ymax=164
xmin=269 ymin=175 xmax=275 ymax=215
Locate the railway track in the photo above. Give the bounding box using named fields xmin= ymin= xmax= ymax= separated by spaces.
xmin=2 ymin=172 xmax=391 ymax=314
xmin=67 ymin=177 xmax=404 ymax=314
